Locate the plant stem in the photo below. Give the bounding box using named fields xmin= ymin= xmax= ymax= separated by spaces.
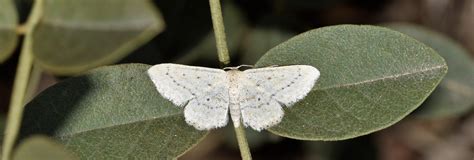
xmin=2 ymin=41 xmax=34 ymax=160
xmin=209 ymin=0 xmax=252 ymax=159
xmin=234 ymin=125 xmax=252 ymax=160
xmin=1 ymin=1 xmax=41 ymax=157
xmin=209 ymin=0 xmax=230 ymax=66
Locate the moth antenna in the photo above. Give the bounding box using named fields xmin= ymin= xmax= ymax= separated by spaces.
xmin=223 ymin=64 xmax=254 ymax=70
xmin=238 ymin=64 xmax=254 ymax=69
xmin=267 ymin=65 xmax=279 ymax=68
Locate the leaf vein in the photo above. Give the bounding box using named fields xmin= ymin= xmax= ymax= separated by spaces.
xmin=317 ymin=65 xmax=446 ymax=90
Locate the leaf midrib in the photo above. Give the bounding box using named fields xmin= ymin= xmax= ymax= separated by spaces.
xmin=56 ymin=112 xmax=181 ymax=138
xmin=317 ymin=65 xmax=447 ymax=91
xmin=42 ymin=18 xmax=156 ymax=30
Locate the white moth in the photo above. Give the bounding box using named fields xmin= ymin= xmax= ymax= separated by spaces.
xmin=147 ymin=63 xmax=320 ymax=131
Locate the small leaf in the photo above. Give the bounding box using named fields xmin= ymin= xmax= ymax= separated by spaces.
xmin=13 ymin=135 xmax=78 ymax=160
xmin=0 ymin=0 xmax=18 ymax=63
xmin=20 ymin=64 xmax=207 ymax=159
xmin=174 ymin=1 xmax=247 ymax=65
xmin=387 ymin=23 xmax=474 ymax=118
xmin=240 ymin=27 xmax=295 ymax=64
xmin=30 ymin=0 xmax=165 ymax=75
xmin=256 ymin=25 xmax=447 ymax=140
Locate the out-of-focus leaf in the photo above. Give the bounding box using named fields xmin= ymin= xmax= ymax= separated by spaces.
xmin=174 ymin=1 xmax=247 ymax=65
xmin=120 ymin=0 xmax=212 ymax=65
xmin=0 ymin=0 xmax=18 ymax=63
xmin=30 ymin=0 xmax=165 ymax=75
xmin=20 ymin=64 xmax=207 ymax=159
xmin=240 ymin=27 xmax=295 ymax=64
xmin=256 ymin=25 xmax=447 ymax=140
xmin=387 ymin=23 xmax=474 ymax=118
xmin=13 ymin=135 xmax=78 ymax=160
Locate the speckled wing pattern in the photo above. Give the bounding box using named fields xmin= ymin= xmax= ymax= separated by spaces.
xmin=148 ymin=63 xmax=320 ymax=131
xmin=239 ymin=66 xmax=320 ymax=131
xmin=147 ymin=63 xmax=229 ymax=130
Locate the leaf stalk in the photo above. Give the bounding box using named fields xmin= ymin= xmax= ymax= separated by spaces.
xmin=234 ymin=125 xmax=252 ymax=160
xmin=209 ymin=0 xmax=231 ymax=66
xmin=2 ymin=40 xmax=34 ymax=160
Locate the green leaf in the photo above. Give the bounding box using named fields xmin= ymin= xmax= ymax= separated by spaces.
xmin=20 ymin=64 xmax=207 ymax=159
xmin=0 ymin=0 xmax=18 ymax=63
xmin=386 ymin=23 xmax=474 ymax=118
xmin=256 ymin=25 xmax=447 ymax=140
xmin=174 ymin=1 xmax=247 ymax=65
xmin=240 ymin=27 xmax=295 ymax=64
xmin=13 ymin=135 xmax=78 ymax=160
xmin=29 ymin=0 xmax=165 ymax=75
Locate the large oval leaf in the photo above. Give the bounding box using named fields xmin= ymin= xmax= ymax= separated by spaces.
xmin=30 ymin=0 xmax=165 ymax=75
xmin=386 ymin=23 xmax=474 ymax=118
xmin=20 ymin=64 xmax=207 ymax=159
xmin=0 ymin=0 xmax=18 ymax=63
xmin=256 ymin=25 xmax=447 ymax=140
